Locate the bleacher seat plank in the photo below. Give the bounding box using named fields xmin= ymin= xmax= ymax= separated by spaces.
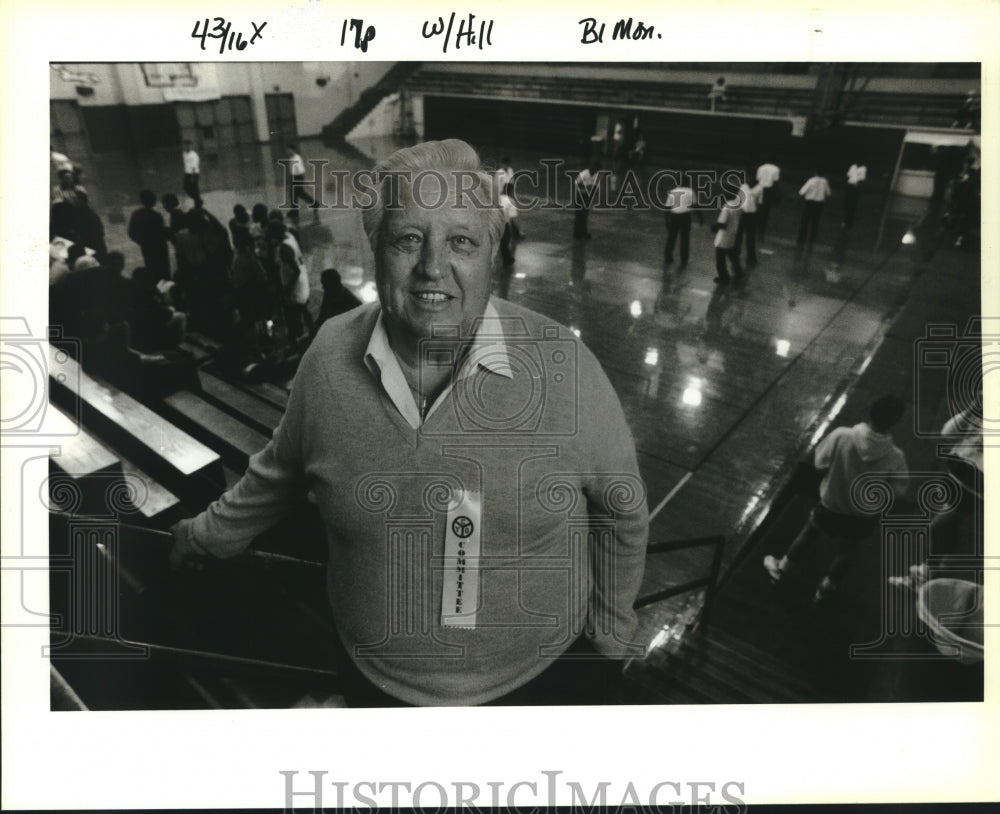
xmin=162 ymin=390 xmax=270 ymax=467
xmin=117 ymin=458 xmax=182 ymax=522
xmin=47 ymin=405 xmax=120 ymax=477
xmin=47 ymin=345 xmax=223 ymax=504
xmin=197 ymin=371 xmax=284 ymax=435
xmin=47 ymin=401 xmax=182 ymax=523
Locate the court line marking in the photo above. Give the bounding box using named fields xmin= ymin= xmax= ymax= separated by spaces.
xmin=648 ymin=470 xmax=693 ymax=522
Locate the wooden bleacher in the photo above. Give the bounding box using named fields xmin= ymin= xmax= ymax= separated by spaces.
xmin=47 ymin=344 xmax=225 ymax=508
xmin=195 ymin=370 xmax=284 ymax=435
xmin=160 ymin=389 xmax=271 ymax=472
xmin=47 ymin=403 xmax=181 ymax=524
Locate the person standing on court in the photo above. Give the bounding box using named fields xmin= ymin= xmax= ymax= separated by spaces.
xmin=735 ymin=169 xmax=763 ymax=268
xmin=182 ymin=140 xmax=202 ymax=208
xmin=796 ymin=168 xmax=832 ymax=247
xmin=843 ymin=160 xmax=867 ymax=230
xmin=662 ymin=173 xmax=702 ymax=269
xmin=712 ymin=193 xmax=743 ymax=286
xmin=573 ymin=161 xmax=600 ymax=239
xmin=755 ymin=160 xmax=781 ymax=240
xmin=286 ymin=144 xmax=319 ymax=220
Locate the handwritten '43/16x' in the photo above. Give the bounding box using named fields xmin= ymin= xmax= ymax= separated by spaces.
xmin=192 ymin=19 xmax=267 ymax=54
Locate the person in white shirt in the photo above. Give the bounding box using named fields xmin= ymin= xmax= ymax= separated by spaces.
xmin=573 ymin=162 xmax=600 ymax=239
xmin=755 ymin=161 xmax=781 ymax=239
xmin=796 ymin=168 xmax=832 ymax=246
xmin=735 ymin=169 xmax=764 ymax=267
xmin=662 ymin=174 xmax=703 ymax=268
xmin=711 ymin=195 xmax=743 ymax=285
xmin=843 ymin=161 xmax=867 ymax=229
xmin=286 ymin=144 xmax=319 ymax=218
xmin=708 ymin=76 xmax=727 ymax=112
xmin=182 ymin=140 xmax=202 ymax=208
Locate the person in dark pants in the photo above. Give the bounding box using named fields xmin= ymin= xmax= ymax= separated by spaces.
xmin=735 ymin=170 xmax=762 ymax=267
xmin=573 ymin=162 xmax=600 ymax=239
xmin=182 ymin=141 xmax=201 ymax=208
xmin=663 ymin=174 xmax=702 ymax=268
xmin=128 ymin=190 xmax=171 ymax=282
xmin=755 ymin=161 xmax=781 ymax=240
xmin=712 ymin=195 xmax=743 ymax=285
xmin=764 ymin=395 xmax=908 ymax=602
xmin=796 ymin=169 xmax=831 ymax=247
xmin=286 ymin=144 xmax=319 ymax=221
xmin=843 ymin=161 xmax=867 ymax=230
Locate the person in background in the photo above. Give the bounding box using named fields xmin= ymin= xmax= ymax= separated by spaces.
xmin=249 ymin=202 xmax=269 ymax=258
xmin=128 ymin=190 xmax=171 ymax=282
xmin=573 ymin=161 xmax=600 ymax=239
xmin=735 ymin=168 xmax=763 ymax=268
xmin=711 ymin=192 xmax=743 ymax=286
xmin=286 ymin=143 xmax=319 ymax=220
xmin=755 ymin=160 xmax=781 ymax=240
xmin=52 ymin=169 xmax=86 ymax=207
xmin=229 ymin=231 xmax=269 ymax=361
xmin=50 ymin=201 xmax=78 ymax=244
xmin=72 ymin=191 xmax=108 ymax=262
xmin=126 ymin=266 xmax=187 ymax=353
xmin=182 ymin=140 xmax=202 ymax=208
xmin=764 ymin=395 xmax=909 ymax=602
xmin=662 ymin=173 xmax=703 ymax=270
xmin=796 ymin=168 xmax=832 ymax=247
xmin=229 ymin=204 xmax=252 ymax=248
xmin=268 ymin=219 xmax=313 ymax=351
xmin=315 ymin=268 xmax=362 ymax=334
xmin=843 ymin=160 xmax=867 ymax=230
xmin=708 ymin=77 xmax=727 ymax=111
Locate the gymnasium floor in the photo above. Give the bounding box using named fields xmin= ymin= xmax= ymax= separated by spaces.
xmin=67 ymin=133 xmax=983 ymax=699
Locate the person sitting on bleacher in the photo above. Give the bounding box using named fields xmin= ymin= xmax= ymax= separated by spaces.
xmin=127 ymin=265 xmax=187 ymax=353
xmin=764 ymin=395 xmax=910 ymax=603
xmin=314 ymin=268 xmax=362 ymax=335
xmin=229 ymin=231 xmax=269 ymax=363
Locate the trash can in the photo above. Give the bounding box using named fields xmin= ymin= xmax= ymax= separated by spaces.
xmin=916 ymin=578 xmax=984 ymax=665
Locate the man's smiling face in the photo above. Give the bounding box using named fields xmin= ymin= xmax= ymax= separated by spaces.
xmin=376 ymin=179 xmax=495 ymax=348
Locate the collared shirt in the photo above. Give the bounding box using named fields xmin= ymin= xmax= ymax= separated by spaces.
xmin=183 ymin=149 xmax=200 ymax=174
xmin=739 ymin=182 xmax=763 ymax=214
xmin=847 ymin=164 xmax=867 ymax=185
xmin=799 ymin=175 xmax=832 ymax=202
xmin=665 ymin=186 xmax=694 ymax=214
xmin=363 ymin=300 xmax=513 ymax=429
xmin=756 ymin=163 xmax=780 ymax=188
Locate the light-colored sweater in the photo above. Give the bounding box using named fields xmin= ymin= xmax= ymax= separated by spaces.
xmin=815 ymin=422 xmax=908 ymax=516
xmin=189 ymin=298 xmax=648 ymax=705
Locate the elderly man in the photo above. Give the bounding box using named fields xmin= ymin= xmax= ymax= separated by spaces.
xmin=170 ymin=139 xmax=648 ymax=707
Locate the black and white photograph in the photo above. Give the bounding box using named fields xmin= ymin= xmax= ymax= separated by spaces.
xmin=2 ymin=1 xmax=997 ymax=811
